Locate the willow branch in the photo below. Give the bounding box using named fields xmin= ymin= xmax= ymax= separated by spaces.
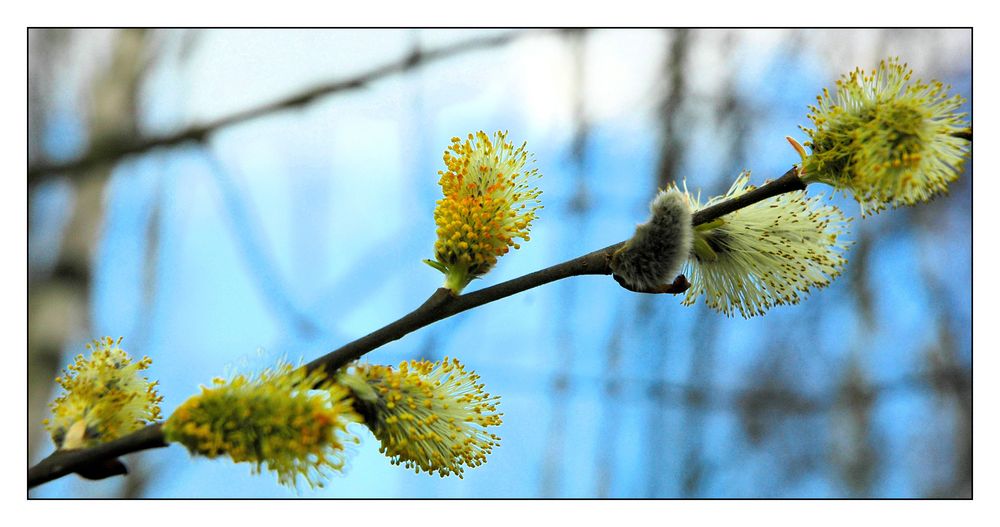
xmin=28 ymin=166 xmax=806 ymax=489
xmin=691 ymin=167 xmax=805 ymax=224
xmin=27 ymin=30 xmax=559 ymax=186
xmin=27 ymin=424 xmax=167 ymax=489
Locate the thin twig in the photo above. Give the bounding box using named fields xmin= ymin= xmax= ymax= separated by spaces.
xmin=690 ymin=167 xmax=805 ymax=223
xmin=26 ymin=167 xmax=808 ymax=489
xmin=27 ymin=30 xmax=555 ymax=186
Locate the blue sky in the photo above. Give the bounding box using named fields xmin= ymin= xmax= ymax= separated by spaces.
xmin=28 ymin=29 xmax=971 ymax=498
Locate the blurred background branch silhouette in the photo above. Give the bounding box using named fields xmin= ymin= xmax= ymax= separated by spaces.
xmin=27 ymin=28 xmax=971 ymax=498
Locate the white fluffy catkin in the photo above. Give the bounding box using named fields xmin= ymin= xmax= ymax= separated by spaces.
xmin=610 ymin=189 xmax=693 ymax=290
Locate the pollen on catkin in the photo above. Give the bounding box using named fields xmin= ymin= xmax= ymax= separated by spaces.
xmin=676 ymin=171 xmax=851 ymax=318
xmin=337 ymin=358 xmax=502 ymax=478
xmin=163 ymin=361 xmax=361 ymax=489
xmin=610 ymin=189 xmax=693 ymax=291
xmin=425 ymin=131 xmax=542 ymax=294
xmin=43 ymin=337 xmax=162 ymax=450
xmin=800 ymin=57 xmax=970 ymax=214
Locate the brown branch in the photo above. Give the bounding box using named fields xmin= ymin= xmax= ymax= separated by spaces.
xmin=690 ymin=166 xmax=805 ymax=224
xmin=28 ymin=167 xmax=806 ymax=489
xmin=307 ymin=166 xmax=805 ymax=376
xmin=306 ymin=241 xmax=615 ymax=376
xmin=27 ymin=30 xmax=558 ymax=186
xmin=27 ymin=423 xmax=167 ymax=489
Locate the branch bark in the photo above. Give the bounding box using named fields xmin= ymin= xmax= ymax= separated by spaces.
xmin=26 ymin=167 xmax=807 ymax=489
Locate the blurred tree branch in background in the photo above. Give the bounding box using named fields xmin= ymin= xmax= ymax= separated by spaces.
xmin=28 ymin=30 xmax=562 ymax=186
xmin=28 ymin=29 xmax=152 ymax=473
xmin=540 ymin=28 xmax=591 ymax=497
xmin=27 ymin=29 xmax=560 ymax=493
xmin=28 ymin=28 xmax=971 ymax=498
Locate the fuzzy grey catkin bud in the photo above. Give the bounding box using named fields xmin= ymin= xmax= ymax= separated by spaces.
xmin=610 ymin=189 xmax=693 ymax=290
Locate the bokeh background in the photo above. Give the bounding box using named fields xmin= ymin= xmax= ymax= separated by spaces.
xmin=27 ymin=28 xmax=971 ymax=498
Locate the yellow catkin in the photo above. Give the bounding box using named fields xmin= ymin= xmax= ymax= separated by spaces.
xmin=800 ymin=57 xmax=969 ymax=214
xmin=426 ymin=131 xmax=542 ymax=293
xmin=44 ymin=337 xmax=162 ymax=450
xmin=164 ymin=361 xmax=361 ymax=489
xmin=675 ymin=171 xmax=851 ymax=318
xmin=338 ymin=358 xmax=502 ymax=478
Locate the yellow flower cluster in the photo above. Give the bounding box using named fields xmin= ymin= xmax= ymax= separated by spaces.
xmin=339 ymin=358 xmax=502 ymax=478
xmin=163 ymin=362 xmax=361 ymax=488
xmin=677 ymin=172 xmax=851 ymax=317
xmin=44 ymin=337 xmax=162 ymax=450
xmin=427 ymin=131 xmax=542 ymax=293
xmin=801 ymin=57 xmax=970 ymax=214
